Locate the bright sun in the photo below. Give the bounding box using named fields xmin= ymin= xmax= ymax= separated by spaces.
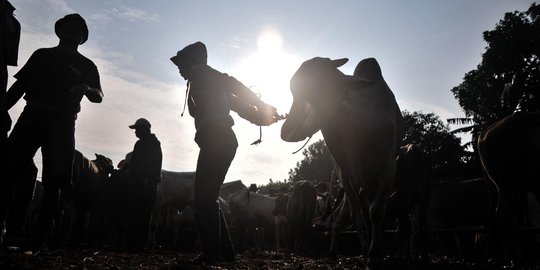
xmin=232 ymin=28 xmax=302 ymax=115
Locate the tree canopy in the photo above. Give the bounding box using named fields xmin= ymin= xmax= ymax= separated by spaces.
xmin=285 ymin=111 xmax=469 ymax=183
xmin=451 ymin=3 xmax=540 ymax=130
xmin=401 ymin=111 xmax=468 ymax=172
xmin=287 ymin=139 xmax=334 ymax=184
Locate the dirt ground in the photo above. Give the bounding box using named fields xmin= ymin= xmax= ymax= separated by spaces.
xmin=1 ymin=248 xmax=540 ymax=270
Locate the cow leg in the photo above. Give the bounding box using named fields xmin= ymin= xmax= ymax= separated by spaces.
xmin=359 ymin=188 xmax=372 ymax=253
xmin=367 ymin=163 xmax=395 ymax=270
xmin=367 ymin=195 xmax=387 ymax=269
xmin=34 ymin=184 xmax=61 ymax=248
xmin=341 ymin=175 xmax=370 ymax=255
xmin=492 ymin=188 xmax=518 ymax=267
xmin=396 ymin=205 xmax=411 ymax=259
xmin=329 ymin=194 xmax=351 ymax=256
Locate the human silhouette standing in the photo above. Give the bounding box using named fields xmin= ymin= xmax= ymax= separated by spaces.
xmin=125 ymin=118 xmax=162 ymax=251
xmin=0 ymin=2 xmax=21 ymax=244
xmin=171 ymin=41 xmax=279 ymax=263
xmin=0 ymin=13 xmax=103 ymax=252
xmin=0 ymin=0 xmax=20 ymax=148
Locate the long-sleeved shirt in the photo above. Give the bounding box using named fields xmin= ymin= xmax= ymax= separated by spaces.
xmin=187 ymin=65 xmax=266 ymax=134
xmin=130 ymin=133 xmax=162 ymax=185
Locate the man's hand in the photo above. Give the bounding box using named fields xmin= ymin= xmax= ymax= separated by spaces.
xmin=252 ymin=103 xmax=280 ymax=126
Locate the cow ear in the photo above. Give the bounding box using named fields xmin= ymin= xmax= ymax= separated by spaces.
xmin=331 ymin=58 xmax=348 ymax=67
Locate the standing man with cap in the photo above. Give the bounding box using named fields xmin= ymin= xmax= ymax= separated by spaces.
xmin=170 ymin=41 xmax=280 ymax=263
xmin=0 ymin=13 xmax=103 ymax=251
xmin=125 ymin=118 xmax=162 ymax=251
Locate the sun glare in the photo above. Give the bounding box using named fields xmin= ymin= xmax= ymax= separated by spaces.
xmin=232 ymin=28 xmax=301 ymax=115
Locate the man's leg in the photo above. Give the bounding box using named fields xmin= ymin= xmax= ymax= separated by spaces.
xmin=5 ymin=161 xmax=38 ymax=240
xmin=127 ymin=183 xmax=157 ymax=250
xmin=36 ymin=118 xmax=75 ymax=247
xmin=0 ymin=112 xmax=40 ymax=245
xmin=193 ymin=136 xmax=236 ymax=261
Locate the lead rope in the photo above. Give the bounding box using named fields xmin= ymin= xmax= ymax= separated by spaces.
xmin=250 ymin=87 xmax=263 ymax=145
xmin=292 ymin=135 xmax=312 ymax=154
xmin=180 ymin=81 xmax=191 ymax=117
xmin=250 ymin=126 xmax=262 ymax=145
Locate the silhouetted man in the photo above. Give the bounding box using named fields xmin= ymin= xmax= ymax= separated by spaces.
xmin=0 ymin=13 xmax=103 ymax=252
xmin=125 ymin=118 xmax=162 ymax=251
xmin=0 ymin=0 xmax=20 ymax=147
xmin=171 ymin=41 xmax=279 ymax=263
xmin=0 ymin=2 xmax=20 ymax=244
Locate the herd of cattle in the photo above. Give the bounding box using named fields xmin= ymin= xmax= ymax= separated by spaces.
xmin=17 ymin=137 xmax=540 ymax=261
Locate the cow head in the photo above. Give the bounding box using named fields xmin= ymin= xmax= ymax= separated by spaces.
xmin=94 ymin=153 xmax=114 ymax=176
xmin=281 ymin=57 xmax=349 ymax=142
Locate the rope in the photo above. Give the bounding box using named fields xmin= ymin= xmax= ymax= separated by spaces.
xmin=250 ymin=87 xmax=263 ymax=145
xmin=180 ymin=81 xmax=191 ymax=117
xmin=292 ymin=135 xmax=312 ymax=154
xmin=251 ymin=126 xmax=263 ymax=145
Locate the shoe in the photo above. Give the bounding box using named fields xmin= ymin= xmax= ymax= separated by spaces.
xmin=25 ymin=240 xmax=48 ymax=256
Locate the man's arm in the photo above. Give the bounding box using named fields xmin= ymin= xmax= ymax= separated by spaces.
xmin=84 ymin=85 xmax=103 ymax=103
xmin=6 ymin=80 xmax=25 ymax=110
xmin=223 ymin=75 xmax=279 ymax=126
xmin=71 ymin=84 xmax=103 ymax=103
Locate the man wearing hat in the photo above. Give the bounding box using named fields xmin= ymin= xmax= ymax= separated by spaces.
xmin=0 ymin=13 xmax=103 ymax=251
xmin=125 ymin=118 xmax=162 ymax=251
xmin=171 ymin=41 xmax=280 ymax=263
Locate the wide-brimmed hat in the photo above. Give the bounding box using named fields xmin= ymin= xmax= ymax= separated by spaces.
xmin=170 ymin=41 xmax=207 ymax=66
xmin=129 ymin=118 xmax=151 ymax=129
xmin=54 ymin=13 xmax=89 ymax=44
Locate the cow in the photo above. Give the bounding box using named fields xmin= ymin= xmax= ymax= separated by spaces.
xmin=149 ymin=170 xmax=195 ymax=248
xmin=149 ymin=171 xmax=241 ymax=249
xmin=281 ymin=57 xmax=403 ymax=268
xmin=426 ymin=178 xmax=494 ymax=257
xmin=477 ymin=111 xmax=540 ymax=262
xmin=386 ymin=143 xmax=431 ymax=258
xmin=221 ymin=180 xmax=248 ymax=199
xmin=286 ymin=180 xmax=317 ymax=253
xmin=227 ymin=189 xmax=279 ymax=250
xmin=57 ymin=150 xmax=114 ymax=246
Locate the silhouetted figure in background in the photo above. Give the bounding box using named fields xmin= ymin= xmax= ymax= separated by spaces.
xmin=248 ymin=183 xmax=258 ymax=193
xmin=0 ymin=0 xmax=20 ymax=147
xmin=0 ymin=13 xmax=103 ymax=252
xmin=171 ymin=41 xmax=279 ymax=263
xmin=125 ymin=118 xmax=162 ymax=251
xmin=0 ymin=2 xmax=20 ymax=244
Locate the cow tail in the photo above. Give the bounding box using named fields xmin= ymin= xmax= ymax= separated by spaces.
xmin=477 ymin=137 xmax=501 ymax=215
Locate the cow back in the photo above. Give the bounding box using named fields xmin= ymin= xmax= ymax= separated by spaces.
xmin=155 ymin=170 xmax=196 ymax=210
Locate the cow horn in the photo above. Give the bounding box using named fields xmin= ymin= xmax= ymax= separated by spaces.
xmin=331 ymin=58 xmax=348 ymax=67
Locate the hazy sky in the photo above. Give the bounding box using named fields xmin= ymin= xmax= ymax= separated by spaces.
xmin=7 ymin=0 xmax=536 ymax=186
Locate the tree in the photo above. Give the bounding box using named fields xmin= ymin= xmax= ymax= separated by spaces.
xmin=401 ymin=111 xmax=469 ymax=173
xmin=287 ymin=139 xmax=334 ymax=183
xmin=257 ymin=178 xmax=292 ymax=195
xmin=286 ymin=111 xmax=470 ymax=183
xmin=451 ymin=3 xmax=540 ymax=131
